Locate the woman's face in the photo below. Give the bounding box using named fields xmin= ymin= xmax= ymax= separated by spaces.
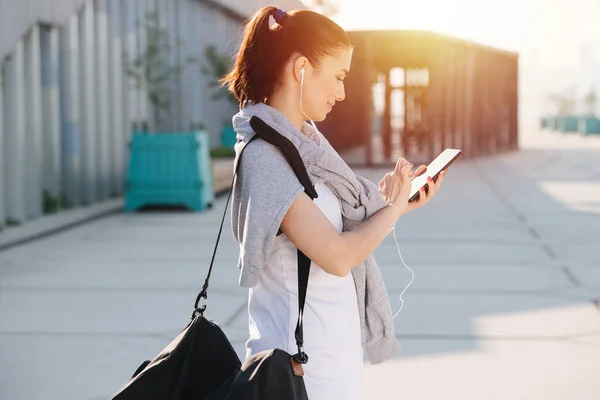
xmin=302 ymin=47 xmax=353 ymax=122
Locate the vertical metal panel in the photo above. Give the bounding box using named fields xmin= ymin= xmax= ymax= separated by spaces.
xmin=121 ymin=0 xmax=139 ymax=193
xmin=24 ymin=25 xmax=43 ymax=219
xmin=41 ymin=25 xmax=62 ymax=210
xmin=3 ymin=42 xmax=27 ymax=223
xmin=95 ymin=0 xmax=111 ymax=200
xmin=155 ymin=0 xmax=171 ymax=131
xmin=59 ymin=14 xmax=81 ymax=207
xmin=0 ymin=65 xmax=5 ymax=229
xmin=195 ymin=0 xmax=243 ymax=147
xmin=161 ymin=0 xmax=175 ymax=131
xmin=180 ymin=0 xmax=193 ymax=132
xmin=184 ymin=0 xmax=200 ymax=132
xmin=122 ymin=0 xmax=138 ymax=132
xmin=107 ymin=0 xmax=125 ymax=196
xmin=173 ymin=0 xmax=186 ymax=131
xmin=135 ymin=0 xmax=149 ymax=129
xmin=186 ymin=0 xmax=205 ymax=135
xmin=0 ymin=0 xmax=88 ymax=63
xmin=198 ymin=2 xmax=217 ymax=145
xmin=79 ymin=0 xmax=97 ymax=204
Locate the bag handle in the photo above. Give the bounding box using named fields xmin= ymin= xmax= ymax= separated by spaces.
xmin=194 ymin=116 xmax=317 ymax=364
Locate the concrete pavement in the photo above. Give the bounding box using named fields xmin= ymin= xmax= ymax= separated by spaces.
xmin=1 ymin=128 xmax=599 ymax=400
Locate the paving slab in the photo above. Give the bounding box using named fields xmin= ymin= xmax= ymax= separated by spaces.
xmin=1 ymin=128 xmax=600 ymax=400
xmin=363 ymin=339 xmax=600 ymax=400
xmin=0 ymin=259 xmax=244 ymax=294
xmin=0 ymin=289 xmax=245 ymax=336
xmin=373 ymin=242 xmax=552 ymax=265
xmin=388 ymin=292 xmax=600 ymax=339
xmin=377 ymin=264 xmax=574 ymax=293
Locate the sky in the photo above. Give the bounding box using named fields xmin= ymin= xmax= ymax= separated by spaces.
xmin=329 ymin=0 xmax=600 ymax=128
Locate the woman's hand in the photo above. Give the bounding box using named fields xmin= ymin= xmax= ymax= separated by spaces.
xmin=378 ymin=158 xmax=422 ymax=215
xmin=405 ymin=169 xmax=447 ymax=213
xmin=379 ymin=157 xmax=444 ymax=216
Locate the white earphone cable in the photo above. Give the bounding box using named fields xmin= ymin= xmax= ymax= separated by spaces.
xmin=391 ymin=225 xmax=414 ymax=318
xmin=300 ymin=69 xmax=318 ymax=131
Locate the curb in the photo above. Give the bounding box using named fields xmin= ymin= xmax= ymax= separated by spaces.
xmin=0 ymin=161 xmax=236 ymax=252
xmin=0 ymin=199 xmax=124 ymax=252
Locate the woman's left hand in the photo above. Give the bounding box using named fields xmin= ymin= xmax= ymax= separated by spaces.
xmin=405 ymin=169 xmax=447 ymax=212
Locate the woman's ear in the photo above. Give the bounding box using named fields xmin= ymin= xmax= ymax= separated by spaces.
xmin=293 ymin=55 xmax=309 ymax=82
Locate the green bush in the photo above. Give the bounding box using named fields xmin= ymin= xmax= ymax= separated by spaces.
xmin=43 ymin=189 xmax=60 ymax=214
xmin=210 ymin=146 xmax=236 ymax=158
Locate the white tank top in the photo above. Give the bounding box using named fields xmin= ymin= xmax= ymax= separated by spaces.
xmin=245 ymin=181 xmax=363 ymax=400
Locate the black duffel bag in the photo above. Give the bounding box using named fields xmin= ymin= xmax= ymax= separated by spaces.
xmin=109 ymin=116 xmax=316 ymax=400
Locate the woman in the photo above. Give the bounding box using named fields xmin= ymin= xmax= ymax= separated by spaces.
xmin=222 ymin=6 xmax=445 ymax=399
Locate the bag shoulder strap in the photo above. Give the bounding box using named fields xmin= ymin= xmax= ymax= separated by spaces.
xmin=194 ymin=116 xmax=316 ymax=364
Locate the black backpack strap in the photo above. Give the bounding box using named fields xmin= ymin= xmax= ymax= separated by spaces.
xmin=194 ymin=117 xmax=316 ymax=364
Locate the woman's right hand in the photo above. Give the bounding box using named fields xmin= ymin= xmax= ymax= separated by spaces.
xmin=378 ymin=157 xmax=416 ymax=215
xmin=379 ymin=157 xmax=446 ymax=217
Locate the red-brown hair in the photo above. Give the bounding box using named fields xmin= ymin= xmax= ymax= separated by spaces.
xmin=221 ymin=6 xmax=351 ymax=108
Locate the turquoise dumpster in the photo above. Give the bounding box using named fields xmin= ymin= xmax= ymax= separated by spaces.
xmin=558 ymin=116 xmax=579 ymax=132
xmin=578 ymin=116 xmax=600 ymax=135
xmin=220 ymin=125 xmax=237 ymax=148
xmin=125 ymin=131 xmax=214 ymax=212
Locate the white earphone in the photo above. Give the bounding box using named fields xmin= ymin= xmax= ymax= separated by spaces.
xmin=299 ymin=67 xmax=317 ymax=131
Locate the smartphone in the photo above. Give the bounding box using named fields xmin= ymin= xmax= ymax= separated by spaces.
xmin=409 ymin=148 xmax=463 ymax=203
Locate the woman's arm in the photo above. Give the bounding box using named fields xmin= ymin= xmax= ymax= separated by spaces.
xmin=280 ymin=192 xmax=405 ymax=277
xmin=281 ymin=159 xmax=445 ymax=277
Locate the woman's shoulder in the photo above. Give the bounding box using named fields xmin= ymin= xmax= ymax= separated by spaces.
xmin=235 ymin=137 xmax=304 ymax=194
xmin=237 ymin=137 xmax=300 ymax=178
xmin=238 ymin=137 xmax=287 ymax=162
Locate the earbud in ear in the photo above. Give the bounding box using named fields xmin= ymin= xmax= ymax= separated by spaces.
xmin=300 ymin=68 xmax=305 ymax=79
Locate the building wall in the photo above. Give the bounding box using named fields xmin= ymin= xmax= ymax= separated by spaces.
xmin=0 ymin=0 xmax=87 ymax=62
xmin=0 ymin=0 xmax=306 ymax=229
